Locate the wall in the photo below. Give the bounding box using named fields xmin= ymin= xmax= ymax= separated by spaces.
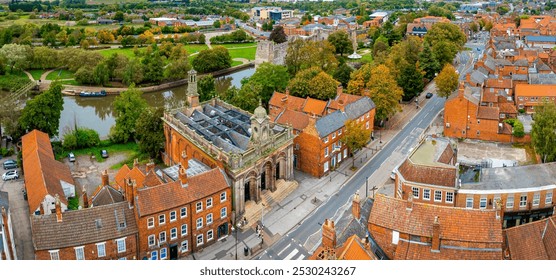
xmin=35 ymin=235 xmax=138 ymax=260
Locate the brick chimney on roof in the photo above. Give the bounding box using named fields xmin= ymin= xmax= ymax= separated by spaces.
xmin=133 ymin=158 xmax=139 ymax=169
xmin=125 ymin=178 xmax=134 ymax=208
xmin=352 ymin=192 xmax=360 ymax=220
xmin=82 ymin=186 xmax=89 ymax=209
xmin=336 ymin=84 xmax=343 ymax=97
xmin=406 ymin=193 xmax=413 ymax=211
xmin=431 ymin=216 xmax=440 ymax=252
xmin=55 ymin=194 xmax=62 ymax=223
xmin=179 ymin=164 xmax=188 ymax=186
xmin=146 ymin=160 xmax=155 ymax=174
xmin=321 ymin=219 xmax=337 ymax=249
xmin=101 ymin=169 xmax=109 ymax=186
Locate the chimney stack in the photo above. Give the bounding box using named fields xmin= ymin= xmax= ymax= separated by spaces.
xmin=495 ymin=199 xmax=503 ymax=221
xmin=131 ymin=180 xmax=137 ymax=208
xmin=125 ymin=178 xmax=134 ymax=207
xmin=406 ymin=193 xmax=413 ymax=211
xmin=336 ymin=84 xmax=343 ymax=97
xmin=321 ymin=219 xmax=337 ymax=249
xmin=146 ymin=160 xmax=155 ymax=174
xmin=133 ymin=158 xmax=139 ymax=169
xmin=101 ymin=169 xmax=109 ymax=186
xmin=352 ymin=192 xmax=360 ymax=220
xmin=82 ymin=186 xmax=89 ymax=209
xmin=55 ymin=194 xmax=63 ymax=223
xmin=180 ymin=150 xmax=189 ymax=170
xmin=431 ymin=216 xmax=440 ymax=252
xmin=178 ymin=164 xmax=188 ymax=186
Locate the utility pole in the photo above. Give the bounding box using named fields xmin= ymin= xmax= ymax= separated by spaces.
xmin=365 ymin=176 xmax=369 ymax=197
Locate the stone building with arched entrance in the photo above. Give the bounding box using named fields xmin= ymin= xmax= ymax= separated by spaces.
xmin=162 ymin=70 xmax=296 ymax=216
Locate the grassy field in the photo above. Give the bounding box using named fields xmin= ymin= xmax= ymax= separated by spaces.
xmin=46 ymin=69 xmax=75 ymax=80
xmin=0 ymin=71 xmax=30 ymax=92
xmin=213 ymin=42 xmax=257 ymax=49
xmin=231 ymin=60 xmax=243 ymax=67
xmin=61 ymin=79 xmax=80 ymax=86
xmin=184 ymin=44 xmax=209 ymax=54
xmin=55 ymin=140 xmax=141 ymax=164
xmin=28 ymin=69 xmax=47 ymax=81
xmin=97 ymin=47 xmax=144 ymax=58
xmin=227 ymin=46 xmax=257 ymax=60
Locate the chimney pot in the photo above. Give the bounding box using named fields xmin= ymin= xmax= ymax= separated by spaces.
xmin=55 ymin=194 xmax=63 ymax=223
xmin=432 ymin=216 xmax=440 ymax=252
xmin=352 ymin=192 xmax=361 ymax=220
xmin=101 ymin=169 xmax=109 ymax=186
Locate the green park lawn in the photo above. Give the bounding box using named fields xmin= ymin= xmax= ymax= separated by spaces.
xmin=0 ymin=71 xmax=31 ymax=92
xmin=213 ymin=42 xmax=257 ymax=49
xmin=46 ymin=69 xmax=75 ymax=80
xmin=97 ymin=47 xmax=144 ymax=58
xmin=231 ymin=60 xmax=243 ymax=67
xmin=227 ymin=46 xmax=257 ymax=61
xmin=184 ymin=44 xmax=209 ymax=55
xmin=28 ymin=69 xmax=47 ymax=81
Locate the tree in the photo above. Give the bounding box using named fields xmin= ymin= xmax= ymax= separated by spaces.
xmin=504 ymin=118 xmax=525 ymax=138
xmin=0 ymin=43 xmax=30 ymax=72
xmin=18 ymin=82 xmax=64 ymax=137
xmin=113 ymin=11 xmax=125 ymax=22
xmin=198 ymin=74 xmax=216 ymax=102
xmin=213 ymin=20 xmax=221 ymax=29
xmin=97 ymin=29 xmax=115 ymax=44
xmin=93 ymin=63 xmax=109 ymax=86
xmin=232 ymin=81 xmax=261 ymax=112
xmin=288 ymin=67 xmax=339 ymax=100
xmin=435 ymin=64 xmax=459 ymax=98
xmin=269 ymin=25 xmax=287 ymax=44
xmin=135 ymin=107 xmax=165 ymax=159
xmin=164 ymin=58 xmax=191 ymax=81
xmin=123 ymin=58 xmax=143 ymax=85
xmin=333 ymin=63 xmax=353 ymax=87
xmin=74 ymin=66 xmax=95 ymax=84
xmin=367 ymin=64 xmax=403 ymax=121
xmin=285 ymin=39 xmax=338 ymax=75
xmin=424 ymin=22 xmax=466 ymax=66
xmin=531 ymin=101 xmax=556 ymax=163
xmin=246 ymin=62 xmax=289 ymax=105
xmin=192 ymin=46 xmax=232 ymax=73
xmin=346 ymin=63 xmax=372 ymax=95
xmin=327 ymin=30 xmax=353 ymax=56
xmin=341 ymin=119 xmax=372 ymax=168
xmin=419 ymin=41 xmax=441 ymax=80
xmin=142 ymin=52 xmax=164 ymax=83
xmin=397 ymin=63 xmax=424 ymax=101
xmin=110 ymin=85 xmax=148 ymax=143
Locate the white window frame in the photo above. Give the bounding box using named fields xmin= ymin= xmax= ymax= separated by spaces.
xmin=181 ymin=224 xmax=188 ymax=236
xmin=506 ymin=196 xmax=514 ymax=208
xmin=546 ymin=192 xmax=553 ymax=205
xmin=150 ymin=250 xmax=158 ymax=260
xmin=434 ymin=190 xmax=442 ymax=202
xmin=323 ymin=161 xmax=329 ymax=172
xmin=147 ymin=217 xmax=154 ymax=228
xmin=196 ymin=217 xmax=203 ymax=229
xmin=159 ymin=214 xmax=165 ymax=225
xmin=116 ymin=238 xmax=126 ymax=253
xmin=196 ymin=201 xmax=203 ymax=213
xmin=221 ymin=207 xmax=227 ymax=219
xmin=520 ymin=195 xmax=527 ymax=207
xmin=332 ymin=132 xmax=336 ymax=139
xmin=148 ymin=234 xmax=155 ymax=247
xmin=170 ymin=211 xmax=176 ymax=222
xmin=170 ymin=228 xmax=177 ymax=240
xmin=206 ymin=197 xmax=213 ymax=208
xmin=324 ymin=147 xmax=329 ymax=157
xmin=220 ymin=192 xmax=226 ymax=202
xmin=392 ymin=231 xmax=399 ymax=245
xmin=159 ymin=231 xmax=166 ymax=244
xmin=181 ymin=240 xmax=188 ymax=253
xmin=207 ymin=230 xmax=214 ymax=241
xmin=74 ymin=246 xmax=85 ymax=260
xmin=338 ymin=129 xmax=342 ymax=135
xmin=180 ymin=207 xmax=187 ymax=218
xmin=446 ymin=192 xmax=454 ymax=203
xmin=197 ymin=234 xmax=204 ymax=246
xmin=160 ymin=247 xmax=167 ymax=260
xmin=96 ymin=242 xmax=106 ymax=258
xmin=412 ymin=187 xmax=419 ymax=199
xmin=479 ymin=198 xmax=487 ymax=209
xmin=323 ymin=136 xmax=329 ymax=144
xmin=423 ymin=189 xmax=430 ymax=200
xmin=533 ymin=193 xmax=540 ymax=206
xmin=466 ymin=197 xmax=474 ymax=209
xmin=49 ymin=250 xmax=60 ymax=260
xmin=207 ymin=213 xmax=213 ymax=225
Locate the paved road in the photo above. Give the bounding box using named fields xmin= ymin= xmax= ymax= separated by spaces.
xmin=256 ymin=93 xmax=446 ymax=260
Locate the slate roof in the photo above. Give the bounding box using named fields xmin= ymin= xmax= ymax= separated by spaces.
xmin=344 ymin=97 xmax=376 ymax=119
xmin=526 ymin=36 xmax=556 ymax=43
xmin=31 ymin=202 xmax=138 ymax=250
xmin=369 ymin=195 xmax=502 ymax=241
xmin=91 ymin=185 xmax=124 ymax=207
xmin=505 ymin=216 xmax=556 ymax=260
xmin=327 ymin=91 xmax=362 ymax=111
xmin=315 ymin=110 xmax=347 ymax=138
xmin=135 ymin=168 xmax=229 ymax=217
xmin=460 ymin=162 xmax=556 ymax=191
xmin=529 ymin=73 xmax=556 ymax=84
xmin=470 ymin=70 xmax=488 ymax=85
xmin=22 ymin=130 xmax=72 ymax=214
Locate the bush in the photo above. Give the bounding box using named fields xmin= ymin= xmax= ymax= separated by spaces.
xmin=63 ymin=128 xmax=101 ymax=150
xmin=0 ymin=148 xmax=14 ymax=157
xmin=504 ymin=118 xmax=525 ymax=138
xmin=518 ymin=108 xmax=526 ymax=114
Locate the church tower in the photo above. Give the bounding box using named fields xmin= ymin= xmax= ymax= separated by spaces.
xmin=250 ymin=100 xmax=271 ymax=145
xmin=187 ymin=69 xmax=200 ymax=109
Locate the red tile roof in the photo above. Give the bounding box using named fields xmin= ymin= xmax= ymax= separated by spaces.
xmin=369 ymin=194 xmax=504 ymax=244
xmin=274 ymin=109 xmax=310 ymax=131
xmin=328 ymin=92 xmax=362 ymax=111
xmin=135 ymin=168 xmax=229 ymax=217
xmin=477 ymin=106 xmax=500 ymax=120
xmin=485 ymin=78 xmax=512 ymax=89
xmin=22 ymin=130 xmax=72 ymax=214
xmin=336 ymin=235 xmax=376 ymax=260
xmin=268 ymin=91 xmax=306 ymax=112
xmin=114 ymin=164 xmax=131 ymax=189
xmin=505 ymin=216 xmax=556 ymax=260
xmin=515 ymin=84 xmax=556 ymax=97
xmin=394 ymin=239 xmax=503 ymax=260
xmin=481 ymin=89 xmax=499 ymax=103
xmin=302 ymin=98 xmax=328 ymax=116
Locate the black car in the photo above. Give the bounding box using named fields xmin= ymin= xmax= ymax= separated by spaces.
xmin=101 ymin=150 xmax=109 ymax=158
xmin=3 ymin=159 xmax=17 ymax=170
xmin=425 ymin=92 xmax=434 ymax=99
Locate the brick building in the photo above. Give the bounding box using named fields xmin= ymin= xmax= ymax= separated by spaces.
xmin=269 ymin=88 xmax=375 ymax=177
xmin=515 ymin=84 xmax=556 ymax=114
xmin=368 ymin=194 xmax=504 ymax=260
xmin=405 ymin=16 xmax=451 ymax=37
xmin=162 ymin=70 xmax=295 ymax=216
xmin=504 ymin=216 xmax=556 ymax=259
xmin=394 ymin=136 xmax=555 ymax=229
xmin=1 ymin=191 xmax=17 ymax=260
xmin=31 ymin=200 xmax=139 ymax=260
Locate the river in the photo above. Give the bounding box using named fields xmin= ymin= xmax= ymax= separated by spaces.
xmin=58 ymin=67 xmax=255 ymax=140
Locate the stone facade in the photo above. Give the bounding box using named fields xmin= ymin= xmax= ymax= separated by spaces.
xmin=255 ymin=40 xmax=289 ymax=66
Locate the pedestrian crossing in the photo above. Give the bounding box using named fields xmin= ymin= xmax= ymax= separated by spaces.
xmin=259 ymin=237 xmax=308 ymax=260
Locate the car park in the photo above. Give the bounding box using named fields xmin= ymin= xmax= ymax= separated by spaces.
xmin=68 ymin=152 xmax=76 ymax=162
xmin=3 ymin=159 xmax=17 ymax=170
xmin=2 ymin=170 xmax=19 ymax=181
xmin=425 ymin=92 xmax=433 ymax=99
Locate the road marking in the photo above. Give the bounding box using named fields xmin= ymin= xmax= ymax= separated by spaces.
xmin=277 ymin=243 xmax=291 ymax=256
xmin=284 ymin=248 xmax=299 ymax=260
xmin=295 ymin=254 xmax=305 ymax=260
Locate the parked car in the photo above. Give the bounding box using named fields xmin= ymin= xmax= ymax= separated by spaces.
xmin=425 ymin=92 xmax=433 ymax=99
xmin=3 ymin=159 xmax=17 ymax=170
xmin=68 ymin=152 xmax=76 ymax=162
xmin=2 ymin=170 xmax=19 ymax=181
xmin=101 ymin=150 xmax=109 ymax=158
xmin=390 ymin=170 xmax=396 ymax=180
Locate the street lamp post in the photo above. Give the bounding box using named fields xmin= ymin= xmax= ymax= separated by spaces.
xmin=232 ymin=211 xmax=238 ymax=260
xmin=366 ymin=176 xmax=369 ymax=197
xmin=261 ymin=203 xmax=265 ymax=227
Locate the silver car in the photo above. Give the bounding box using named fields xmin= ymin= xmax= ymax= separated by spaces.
xmin=2 ymin=170 xmax=19 ymax=181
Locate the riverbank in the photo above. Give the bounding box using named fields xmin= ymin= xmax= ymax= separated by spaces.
xmin=56 ymin=62 xmax=255 ymax=96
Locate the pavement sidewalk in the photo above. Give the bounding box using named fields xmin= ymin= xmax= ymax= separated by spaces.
xmin=190 ymin=89 xmax=435 ymax=260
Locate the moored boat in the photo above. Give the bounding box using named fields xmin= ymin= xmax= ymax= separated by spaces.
xmin=79 ymin=90 xmax=107 ymax=97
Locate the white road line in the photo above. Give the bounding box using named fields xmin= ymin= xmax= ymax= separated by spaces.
xmin=295 ymin=254 xmax=306 ymax=260
xmin=284 ymin=248 xmax=299 ymax=260
xmin=277 ymin=243 xmax=291 ymax=256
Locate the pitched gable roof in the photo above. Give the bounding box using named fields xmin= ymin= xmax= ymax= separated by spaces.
xmin=477 ymin=106 xmax=500 ymax=120
xmin=302 ymin=98 xmax=327 ymax=116
xmin=505 ymin=216 xmax=556 ymax=260
xmin=268 ymin=91 xmax=306 ymax=112
xmin=22 ymin=130 xmax=72 ymax=214
xmin=274 ymin=109 xmax=310 ymax=131
xmin=114 ymin=164 xmax=131 ymax=189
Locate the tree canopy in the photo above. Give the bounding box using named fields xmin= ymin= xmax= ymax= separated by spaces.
xmin=18 ymin=82 xmax=64 ymax=138
xmin=246 ymin=62 xmax=289 ymax=106
xmin=269 ymin=26 xmax=287 ymax=44
xmin=327 ymin=30 xmax=353 ymax=56
xmin=192 ymin=46 xmax=232 ymax=73
xmin=366 ymin=64 xmax=403 ymax=121
xmin=288 ymin=67 xmax=339 ymax=100
xmin=531 ymin=101 xmax=556 ymax=163
xmin=341 ymin=119 xmax=372 ymax=168
xmin=110 ymin=85 xmax=148 ymax=143
xmin=135 ymin=107 xmax=165 ymax=159
xmin=435 ymin=64 xmax=459 ymax=98
xmin=424 ymin=22 xmax=466 ymax=66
